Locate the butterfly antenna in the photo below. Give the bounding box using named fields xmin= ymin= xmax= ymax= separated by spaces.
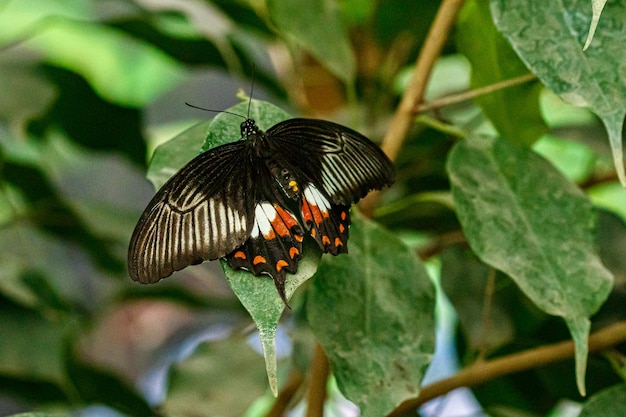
xmin=185 ymin=102 xmax=246 ymax=121
xmin=247 ymin=64 xmax=256 ymax=120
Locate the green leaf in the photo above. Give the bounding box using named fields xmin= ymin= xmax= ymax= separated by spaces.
xmin=491 ymin=0 xmax=626 ymax=186
xmin=456 ymin=0 xmax=547 ymax=146
xmin=267 ymin=0 xmax=356 ymax=83
xmin=307 ymin=213 xmax=436 ymax=417
xmin=447 ymin=134 xmax=614 ymax=394
xmin=579 ymin=383 xmax=626 ymax=417
xmin=7 ymin=413 xmax=70 ymax=417
xmin=157 ymin=99 xmax=308 ymax=395
xmin=223 ymin=242 xmax=320 ymax=396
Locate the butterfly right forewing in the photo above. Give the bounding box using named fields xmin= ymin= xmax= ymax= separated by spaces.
xmin=128 ymin=140 xmax=254 ymax=284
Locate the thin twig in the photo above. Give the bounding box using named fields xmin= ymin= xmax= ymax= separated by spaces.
xmin=387 ymin=320 xmax=626 ymax=416
xmin=477 ymin=268 xmax=497 ymax=361
xmin=415 ymin=73 xmax=537 ymax=114
xmin=306 ymin=343 xmax=330 ymax=417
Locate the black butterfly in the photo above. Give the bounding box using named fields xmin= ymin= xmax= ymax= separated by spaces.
xmin=128 ymin=113 xmax=395 ymax=304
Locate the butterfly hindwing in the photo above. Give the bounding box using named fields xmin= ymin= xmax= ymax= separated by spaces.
xmin=266 ymin=118 xmax=395 ymax=205
xmin=128 ymin=140 xmax=255 ymax=284
xmin=226 ymin=201 xmax=304 ymax=304
xmin=300 ymin=183 xmax=350 ymax=255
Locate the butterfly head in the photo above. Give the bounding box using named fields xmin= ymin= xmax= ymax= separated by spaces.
xmin=241 ymin=119 xmax=261 ymax=140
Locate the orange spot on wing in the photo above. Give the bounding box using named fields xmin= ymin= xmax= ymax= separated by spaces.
xmin=289 ymin=247 xmax=300 ymax=258
xmin=234 ymin=251 xmax=246 ymax=260
xmin=311 ymin=228 xmax=317 ymax=238
xmin=253 ymin=255 xmax=267 ymax=265
xmin=276 ymin=259 xmax=289 ymax=272
xmin=341 ymin=211 xmax=347 ymax=221
xmin=295 ymin=234 xmax=304 ymax=242
xmin=339 ymin=224 xmax=345 ymax=233
xmin=335 ymin=237 xmax=343 ymax=247
xmin=322 ymin=235 xmax=331 ymax=245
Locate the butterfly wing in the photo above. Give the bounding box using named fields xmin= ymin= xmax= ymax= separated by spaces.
xmin=266 ymin=118 xmax=395 ymax=205
xmin=128 ymin=140 xmax=254 ymax=283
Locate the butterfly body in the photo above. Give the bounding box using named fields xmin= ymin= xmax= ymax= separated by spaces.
xmin=128 ymin=116 xmax=394 ymax=304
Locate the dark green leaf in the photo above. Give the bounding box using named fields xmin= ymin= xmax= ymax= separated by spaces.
xmin=267 ymin=0 xmax=356 ymax=83
xmin=579 ymin=383 xmax=626 ymax=417
xmin=447 ymin=134 xmax=613 ymax=394
xmin=492 ymin=0 xmax=626 ymax=185
xmin=307 ymin=213 xmax=435 ymax=417
xmin=65 ymin=343 xmax=153 ymax=417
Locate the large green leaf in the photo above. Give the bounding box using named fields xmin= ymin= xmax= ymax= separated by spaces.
xmin=307 ymin=213 xmax=435 ymax=417
xmin=579 ymin=383 xmax=626 ymax=417
xmin=456 ymin=0 xmax=547 ymax=146
xmin=267 ymin=0 xmax=356 ymax=83
xmin=491 ymin=0 xmax=626 ymax=186
xmin=447 ymin=134 xmax=614 ymax=394
xmin=145 ymin=99 xmax=323 ymax=394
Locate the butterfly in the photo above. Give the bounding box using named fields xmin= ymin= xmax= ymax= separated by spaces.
xmin=128 ymin=105 xmax=395 ymax=305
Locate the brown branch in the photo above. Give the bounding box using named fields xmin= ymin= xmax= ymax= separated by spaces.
xmin=388 ymin=320 xmax=626 ymax=416
xmin=360 ymin=0 xmax=466 ymax=217
xmin=415 ymin=73 xmax=537 ymax=114
xmin=380 ymin=0 xmax=466 ymax=163
xmin=265 ymin=368 xmax=304 ymax=417
xmin=306 ymin=343 xmax=330 ymax=417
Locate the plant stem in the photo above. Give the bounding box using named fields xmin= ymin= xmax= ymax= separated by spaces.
xmin=387 ymin=320 xmax=626 ymax=416
xmin=360 ymin=0 xmax=466 ymax=217
xmin=306 ymin=343 xmax=330 ymax=417
xmin=265 ymin=369 xmax=304 ymax=417
xmin=415 ymin=73 xmax=537 ymax=113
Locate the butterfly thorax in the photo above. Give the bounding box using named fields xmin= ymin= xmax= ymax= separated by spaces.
xmin=241 ymin=119 xmax=301 ymax=200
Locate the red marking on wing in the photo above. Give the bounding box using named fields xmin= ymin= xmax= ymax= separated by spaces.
xmin=253 ymin=255 xmax=267 ymax=265
xmin=273 ymin=205 xmax=299 ymax=237
xmin=289 ymin=247 xmax=300 ymax=259
xmin=339 ymin=224 xmax=345 ymax=233
xmin=340 ymin=211 xmax=347 ymax=221
xmin=233 ymin=251 xmax=246 ymax=260
xmin=302 ymin=197 xmax=326 ymax=225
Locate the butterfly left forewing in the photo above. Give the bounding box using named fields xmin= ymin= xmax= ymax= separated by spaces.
xmin=128 ymin=141 xmax=255 ymax=284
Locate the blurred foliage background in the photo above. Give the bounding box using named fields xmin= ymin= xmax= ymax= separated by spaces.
xmin=1 ymin=0 xmax=626 ymax=416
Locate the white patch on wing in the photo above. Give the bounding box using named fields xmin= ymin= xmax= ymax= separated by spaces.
xmin=303 ymin=184 xmax=331 ymax=213
xmin=250 ymin=202 xmax=275 ymax=238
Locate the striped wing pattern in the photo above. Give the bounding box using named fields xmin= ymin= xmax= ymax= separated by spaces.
xmin=128 ymin=116 xmax=395 ymax=304
xmin=128 ymin=141 xmax=253 ymax=283
xmin=267 ymin=118 xmax=395 ymax=205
